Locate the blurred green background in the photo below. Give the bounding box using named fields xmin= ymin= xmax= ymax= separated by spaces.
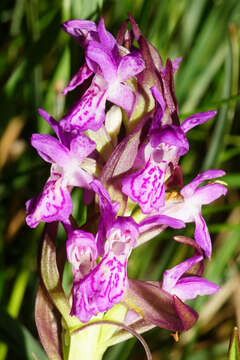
xmin=0 ymin=0 xmax=240 ymax=359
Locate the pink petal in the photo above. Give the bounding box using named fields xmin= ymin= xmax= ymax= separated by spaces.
xmin=31 ymin=134 xmax=70 ymax=165
xmin=193 ymin=183 xmax=227 ymax=205
xmin=66 ymin=230 xmax=97 ymax=279
xmin=62 ymin=63 xmax=93 ymax=95
xmin=172 ymin=276 xmax=220 ymax=300
xmin=150 ymin=86 xmax=166 ymax=132
xmin=61 ymin=20 xmax=97 ymax=46
xmin=139 ymin=215 xmax=185 ymax=233
xmin=97 ymin=18 xmax=116 ymax=51
xmin=60 ymin=75 xmax=107 ymax=132
xmin=194 ymin=213 xmax=212 ymax=258
xmin=181 ymin=111 xmax=217 ymax=133
xmin=122 ymin=159 xmax=166 ymax=214
xmin=107 ymin=82 xmax=135 ymax=116
xmin=86 ymin=41 xmax=117 ymax=82
xmin=71 ymin=252 xmax=128 ymax=322
xmin=162 ymin=255 xmax=203 ymax=292
xmin=181 ymin=169 xmax=226 ymax=198
xmin=70 ymin=133 xmax=96 ymax=160
xmin=117 ymin=51 xmax=145 ymax=82
xmin=26 ymin=171 xmax=72 ymax=228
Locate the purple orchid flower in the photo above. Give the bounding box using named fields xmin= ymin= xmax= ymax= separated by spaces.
xmin=26 ymin=109 xmax=96 ymax=228
xmin=60 ymin=39 xmax=145 ymax=132
xmin=62 ymin=18 xmax=118 ymax=95
xmin=159 ymin=170 xmax=227 ymax=258
xmin=122 ymin=86 xmax=217 ymax=215
xmin=68 ymin=216 xmax=139 ymax=323
xmin=162 ymin=252 xmax=219 ymax=300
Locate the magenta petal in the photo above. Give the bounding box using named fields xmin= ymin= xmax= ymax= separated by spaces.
xmin=193 ymin=183 xmax=227 ymax=205
xmin=61 ymin=20 xmax=97 ymax=46
xmin=139 ymin=215 xmax=185 ymax=233
xmin=194 ymin=213 xmax=212 ymax=258
xmin=150 ymin=86 xmax=166 ymax=132
xmin=107 ymin=82 xmax=135 ymax=116
xmin=181 ymin=111 xmax=217 ymax=133
xmin=31 ymin=134 xmax=70 ymax=165
xmin=62 ymin=63 xmax=93 ymax=95
xmin=97 ymin=17 xmax=116 ymax=51
xmin=117 ymin=51 xmax=145 ymax=82
xmin=90 ymin=179 xmax=117 ymax=222
xmin=70 ymin=133 xmax=96 ymax=160
xmin=90 ymin=179 xmax=118 ymax=254
xmin=66 ymin=230 xmax=97 ymax=279
xmin=172 ymin=276 xmax=220 ymax=300
xmin=181 ymin=169 xmax=226 ymax=197
xmin=151 ymin=86 xmax=165 ymax=112
xmin=60 ymin=76 xmax=107 ymax=132
xmin=71 ymin=252 xmax=128 ymax=322
xmin=107 ymin=217 xmax=139 ymax=255
xmin=122 ymin=159 xmax=166 ymax=214
xmin=86 ymin=41 xmax=117 ymax=82
xmin=162 ymin=255 xmax=203 ymax=292
xmin=150 ymin=125 xmax=189 ymax=156
xmin=26 ymin=172 xmax=72 ymax=228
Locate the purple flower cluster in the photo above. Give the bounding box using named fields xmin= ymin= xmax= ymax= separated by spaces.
xmin=26 ymin=16 xmax=227 ymax=332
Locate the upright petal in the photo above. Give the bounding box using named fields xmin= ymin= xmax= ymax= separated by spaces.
xmin=90 ymin=179 xmax=119 ymax=255
xmin=150 ymin=86 xmax=166 ymax=132
xmin=31 ymin=134 xmax=70 ymax=166
xmin=162 ymin=255 xmax=203 ymax=292
xmin=97 ymin=17 xmax=116 ymax=51
xmin=86 ymin=41 xmax=117 ymax=83
xmin=181 ymin=169 xmax=226 ymax=198
xmin=38 ymin=108 xmax=71 ymax=147
xmin=194 ymin=213 xmax=212 ymax=258
xmin=181 ymin=111 xmax=217 ymax=133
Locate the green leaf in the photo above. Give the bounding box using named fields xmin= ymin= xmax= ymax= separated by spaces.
xmin=228 ymin=327 xmax=240 ymax=360
xmin=0 ymin=308 xmax=47 ymax=360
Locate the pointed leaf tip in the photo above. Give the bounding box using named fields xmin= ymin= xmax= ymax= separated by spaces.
xmin=228 ymin=327 xmax=240 ymax=360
